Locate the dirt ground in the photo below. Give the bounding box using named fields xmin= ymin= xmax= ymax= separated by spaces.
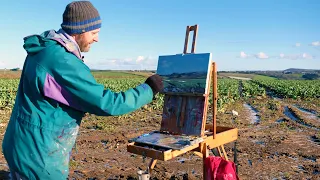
xmin=0 ymin=96 xmax=319 ymax=180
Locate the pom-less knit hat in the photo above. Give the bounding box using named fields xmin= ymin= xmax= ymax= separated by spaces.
xmin=61 ymin=1 xmax=101 ymax=35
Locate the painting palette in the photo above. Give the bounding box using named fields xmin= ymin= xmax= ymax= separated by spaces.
xmin=129 ymin=131 xmax=204 ymax=150
xmin=156 ymin=53 xmax=212 ymax=95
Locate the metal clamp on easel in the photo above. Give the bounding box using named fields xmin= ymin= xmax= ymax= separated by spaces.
xmin=127 ymin=24 xmax=238 ymax=179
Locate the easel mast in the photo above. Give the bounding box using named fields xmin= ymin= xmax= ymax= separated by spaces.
xmin=183 ymin=24 xmax=217 ymax=139
xmin=183 ymin=25 xmax=198 ymax=54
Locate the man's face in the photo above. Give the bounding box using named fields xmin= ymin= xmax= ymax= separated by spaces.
xmin=74 ymin=28 xmax=100 ymax=52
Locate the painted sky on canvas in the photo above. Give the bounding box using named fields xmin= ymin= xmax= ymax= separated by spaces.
xmin=157 ymin=53 xmax=211 ymax=75
xmin=0 ymin=0 xmax=319 ymax=71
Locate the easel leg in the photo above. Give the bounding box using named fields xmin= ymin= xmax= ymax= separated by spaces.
xmin=215 ymin=145 xmax=228 ymax=160
xmin=202 ymin=143 xmax=209 ymax=180
xmin=148 ymin=159 xmax=157 ymax=173
xmin=217 ymin=146 xmax=222 ymax=157
xmin=220 ymin=145 xmax=228 ymax=160
xmin=234 ymin=141 xmax=238 ymax=173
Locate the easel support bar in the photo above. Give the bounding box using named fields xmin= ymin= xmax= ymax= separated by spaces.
xmin=212 ymin=62 xmax=217 ymax=139
xmin=183 ymin=25 xmax=198 ymax=54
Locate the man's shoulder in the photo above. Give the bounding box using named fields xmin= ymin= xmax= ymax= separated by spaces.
xmin=40 ymin=40 xmax=80 ymax=60
xmin=37 ymin=42 xmax=86 ymax=71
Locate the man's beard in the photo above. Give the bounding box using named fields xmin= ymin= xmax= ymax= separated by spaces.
xmin=75 ymin=35 xmax=91 ymax=52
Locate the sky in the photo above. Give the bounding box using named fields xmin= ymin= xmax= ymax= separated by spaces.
xmin=0 ymin=0 xmax=319 ymax=71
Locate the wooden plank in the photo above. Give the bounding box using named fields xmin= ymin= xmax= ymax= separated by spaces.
xmin=205 ymin=124 xmax=235 ymax=133
xmin=204 ymin=128 xmax=238 ymax=149
xmin=191 ymin=25 xmax=198 ymax=53
xmin=167 ymin=142 xmax=200 ymax=161
xmin=127 ymin=142 xmax=170 ymax=161
xmin=220 ymin=145 xmax=228 ymax=160
xmin=183 ymin=25 xmax=198 ymax=54
xmin=201 ymin=61 xmax=213 ymax=137
xmin=127 ymin=142 xmax=201 ymax=162
xmin=217 ymin=146 xmax=222 ymax=156
xmin=148 ymin=159 xmax=157 ymax=173
xmin=193 ymin=151 xmax=203 ymax=158
xmin=212 ymin=62 xmax=217 ymax=139
xmin=201 ymin=142 xmax=209 ymax=180
xmin=183 ymin=26 xmax=190 ymax=54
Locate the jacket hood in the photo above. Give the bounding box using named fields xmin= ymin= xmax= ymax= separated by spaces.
xmin=23 ymin=29 xmax=82 ymax=59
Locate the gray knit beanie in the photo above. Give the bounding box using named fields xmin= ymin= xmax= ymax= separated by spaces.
xmin=61 ymin=1 xmax=101 ymax=35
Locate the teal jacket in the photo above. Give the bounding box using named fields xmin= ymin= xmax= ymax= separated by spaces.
xmin=2 ymin=29 xmax=154 ymax=180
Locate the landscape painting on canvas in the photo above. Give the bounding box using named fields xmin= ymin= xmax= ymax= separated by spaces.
xmin=156 ymin=53 xmax=212 ymax=94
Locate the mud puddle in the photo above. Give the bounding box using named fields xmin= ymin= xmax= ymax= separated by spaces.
xmin=275 ymin=118 xmax=286 ymax=123
xmin=250 ymin=139 xmax=265 ymax=147
xmin=243 ymin=103 xmax=261 ymax=124
xmin=293 ymin=104 xmax=319 ymax=120
xmin=310 ymin=135 xmax=320 ymax=146
xmin=283 ymin=106 xmax=320 ymax=130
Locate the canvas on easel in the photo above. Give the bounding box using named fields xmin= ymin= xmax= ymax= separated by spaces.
xmin=157 ymin=53 xmax=212 ymax=136
xmin=157 ymin=53 xmax=212 ymax=95
xmin=130 ymin=53 xmax=212 ymax=149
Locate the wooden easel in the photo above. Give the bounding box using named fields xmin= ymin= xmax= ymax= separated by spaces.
xmin=127 ymin=24 xmax=238 ymax=179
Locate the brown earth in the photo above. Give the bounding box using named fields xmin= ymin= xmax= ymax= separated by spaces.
xmin=0 ymin=97 xmax=319 ymax=179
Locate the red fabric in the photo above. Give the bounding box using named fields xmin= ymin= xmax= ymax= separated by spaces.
xmin=204 ymin=156 xmax=239 ymax=180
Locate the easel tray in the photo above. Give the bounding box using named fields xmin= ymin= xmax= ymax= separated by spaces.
xmin=127 ymin=125 xmax=238 ymax=161
xmin=129 ymin=131 xmax=205 ymax=150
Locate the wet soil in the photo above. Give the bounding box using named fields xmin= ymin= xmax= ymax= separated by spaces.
xmin=0 ymin=97 xmax=319 ymax=179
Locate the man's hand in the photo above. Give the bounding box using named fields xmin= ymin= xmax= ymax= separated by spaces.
xmin=145 ymin=74 xmax=163 ymax=97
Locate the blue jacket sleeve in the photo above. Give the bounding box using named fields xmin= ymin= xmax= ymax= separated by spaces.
xmin=43 ymin=55 xmax=154 ymax=116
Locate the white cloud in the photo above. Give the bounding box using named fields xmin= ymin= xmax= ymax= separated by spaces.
xmin=239 ymin=51 xmax=269 ymax=59
xmin=302 ymin=53 xmax=314 ymax=59
xmin=295 ymin=43 xmax=301 ymax=47
xmin=87 ymin=56 xmax=158 ymax=70
xmin=255 ymin=52 xmax=269 ymax=59
xmin=278 ymin=53 xmax=314 ymax=60
xmin=136 ymin=56 xmax=145 ymax=62
xmin=240 ymin=51 xmax=249 ymax=58
xmin=311 ymin=41 xmax=320 ymax=46
xmin=239 ymin=51 xmax=315 ymax=60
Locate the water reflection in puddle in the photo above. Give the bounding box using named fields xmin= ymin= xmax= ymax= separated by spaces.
xmin=243 ymin=103 xmax=261 ymax=124
xmin=283 ymin=106 xmax=320 ymax=130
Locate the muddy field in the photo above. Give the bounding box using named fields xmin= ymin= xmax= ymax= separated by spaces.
xmin=0 ymin=93 xmax=319 ymax=180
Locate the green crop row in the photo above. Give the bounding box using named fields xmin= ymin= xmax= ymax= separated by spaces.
xmin=241 ymin=80 xmax=266 ymax=98
xmin=0 ymin=78 xmax=318 ymax=112
xmin=253 ymin=79 xmax=320 ymax=99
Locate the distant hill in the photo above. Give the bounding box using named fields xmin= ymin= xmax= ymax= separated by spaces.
xmin=283 ymin=68 xmax=320 ymax=73
xmin=218 ymin=68 xmax=320 ymax=80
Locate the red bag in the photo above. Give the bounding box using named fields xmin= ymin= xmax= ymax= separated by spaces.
xmin=204 ymin=156 xmax=239 ymax=180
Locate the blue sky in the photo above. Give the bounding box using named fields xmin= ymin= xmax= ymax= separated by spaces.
xmin=0 ymin=0 xmax=319 ymax=71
